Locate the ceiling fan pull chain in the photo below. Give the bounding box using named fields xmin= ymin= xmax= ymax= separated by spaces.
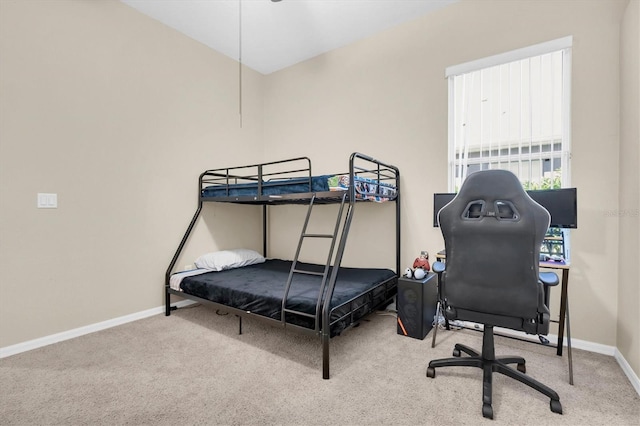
xmin=239 ymin=0 xmax=243 ymax=128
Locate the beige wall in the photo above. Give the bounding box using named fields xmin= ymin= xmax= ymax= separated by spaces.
xmin=0 ymin=0 xmax=264 ymax=347
xmin=264 ymin=0 xmax=629 ymax=350
xmin=0 ymin=0 xmax=636 ymax=381
xmin=618 ymin=0 xmax=640 ymax=376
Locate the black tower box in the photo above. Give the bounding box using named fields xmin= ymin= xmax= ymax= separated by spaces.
xmin=397 ymin=272 xmax=437 ymax=340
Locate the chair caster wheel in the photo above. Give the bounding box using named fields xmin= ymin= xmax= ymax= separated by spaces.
xmin=482 ymin=403 xmax=493 ymax=419
xmin=426 ymin=367 xmax=436 ymax=378
xmin=452 ymin=348 xmax=461 ymax=357
xmin=517 ymin=363 xmax=526 ymax=373
xmin=550 ymin=399 xmax=562 ymax=414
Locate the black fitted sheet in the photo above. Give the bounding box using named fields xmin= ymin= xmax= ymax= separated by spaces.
xmin=179 ymin=259 xmax=396 ymax=335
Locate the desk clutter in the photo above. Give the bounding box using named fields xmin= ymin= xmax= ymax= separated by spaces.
xmin=402 ymin=251 xmax=431 ymax=280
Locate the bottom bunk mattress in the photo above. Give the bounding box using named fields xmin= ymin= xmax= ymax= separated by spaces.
xmin=177 ymin=259 xmax=397 ymax=336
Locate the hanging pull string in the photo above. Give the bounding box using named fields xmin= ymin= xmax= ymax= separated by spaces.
xmin=239 ymin=0 xmax=243 ymax=128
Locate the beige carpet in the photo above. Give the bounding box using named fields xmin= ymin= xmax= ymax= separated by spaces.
xmin=1 ymin=304 xmax=638 ymax=425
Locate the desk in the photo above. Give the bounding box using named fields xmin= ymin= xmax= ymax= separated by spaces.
xmin=435 ymin=251 xmax=573 ymax=384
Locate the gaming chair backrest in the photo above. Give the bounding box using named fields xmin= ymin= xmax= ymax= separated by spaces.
xmin=438 ymin=170 xmax=550 ymax=321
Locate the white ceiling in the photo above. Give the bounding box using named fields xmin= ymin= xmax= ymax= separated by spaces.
xmin=120 ymin=0 xmax=458 ymax=75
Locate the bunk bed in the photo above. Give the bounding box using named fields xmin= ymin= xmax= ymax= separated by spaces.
xmin=165 ymin=152 xmax=400 ymax=379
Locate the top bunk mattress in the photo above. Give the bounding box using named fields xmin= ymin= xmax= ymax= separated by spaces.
xmin=176 ymin=259 xmax=397 ymax=332
xmin=202 ymin=175 xmax=331 ymax=198
xmin=201 ymin=174 xmax=397 ymax=201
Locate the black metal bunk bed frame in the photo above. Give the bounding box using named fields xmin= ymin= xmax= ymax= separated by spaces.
xmin=165 ymin=152 xmax=400 ymax=379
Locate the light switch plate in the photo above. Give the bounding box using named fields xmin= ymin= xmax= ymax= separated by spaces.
xmin=37 ymin=193 xmax=57 ymax=208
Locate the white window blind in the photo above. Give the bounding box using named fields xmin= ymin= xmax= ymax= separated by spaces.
xmin=447 ymin=37 xmax=572 ymax=191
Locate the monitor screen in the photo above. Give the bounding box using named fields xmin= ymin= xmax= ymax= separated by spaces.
xmin=528 ymin=188 xmax=578 ymax=229
xmin=433 ymin=188 xmax=577 ymax=228
xmin=433 ymin=193 xmax=456 ymax=227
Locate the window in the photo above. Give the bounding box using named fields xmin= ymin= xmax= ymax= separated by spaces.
xmin=446 ymin=37 xmax=573 ymax=258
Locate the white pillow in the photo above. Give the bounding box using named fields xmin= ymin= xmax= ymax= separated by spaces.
xmin=194 ymin=249 xmax=265 ymax=271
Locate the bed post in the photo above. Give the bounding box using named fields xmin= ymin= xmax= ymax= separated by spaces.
xmin=263 ymin=205 xmax=268 ymax=257
xmin=322 ymin=333 xmax=330 ymax=379
xmin=165 ymin=199 xmax=204 ymax=316
xmin=165 ymin=283 xmax=171 ymax=317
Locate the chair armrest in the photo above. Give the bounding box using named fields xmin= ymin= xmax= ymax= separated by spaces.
xmin=433 ymin=261 xmax=446 ymax=274
xmin=539 ymin=271 xmax=559 ymax=287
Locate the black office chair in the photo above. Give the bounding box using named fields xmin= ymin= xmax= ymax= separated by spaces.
xmin=427 ymin=169 xmax=562 ymax=419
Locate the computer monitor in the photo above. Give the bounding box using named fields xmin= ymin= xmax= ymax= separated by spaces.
xmin=433 ymin=188 xmax=577 ymax=228
xmin=433 ymin=193 xmax=456 ymax=227
xmin=527 ymin=188 xmax=578 ymax=229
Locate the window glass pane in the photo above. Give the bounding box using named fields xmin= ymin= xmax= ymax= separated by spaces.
xmin=531 ymin=159 xmax=541 ymax=184
xmin=521 ymin=161 xmax=531 ymax=182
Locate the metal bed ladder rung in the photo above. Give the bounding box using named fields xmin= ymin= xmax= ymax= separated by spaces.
xmin=281 ymin=193 xmax=348 ymax=330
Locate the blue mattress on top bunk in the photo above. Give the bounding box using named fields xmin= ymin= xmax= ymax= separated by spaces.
xmin=202 ymin=174 xmax=398 ymax=201
xmin=202 ymin=175 xmax=332 ymax=198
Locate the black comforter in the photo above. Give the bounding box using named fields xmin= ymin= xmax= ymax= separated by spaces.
xmin=179 ymin=259 xmax=396 ymax=334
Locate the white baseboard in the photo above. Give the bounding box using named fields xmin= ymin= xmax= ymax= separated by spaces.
xmin=457 ymin=321 xmax=616 ymax=355
xmin=0 ymin=300 xmax=196 ymax=359
xmin=615 ymin=348 xmax=640 ymax=396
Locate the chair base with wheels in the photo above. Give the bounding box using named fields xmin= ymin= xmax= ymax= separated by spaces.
xmin=427 ymin=325 xmax=562 ymax=419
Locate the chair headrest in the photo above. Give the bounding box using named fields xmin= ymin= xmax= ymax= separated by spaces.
xmin=438 ymin=169 xmax=550 ymax=230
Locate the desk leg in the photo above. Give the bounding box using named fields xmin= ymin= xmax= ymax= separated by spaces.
xmin=556 ymin=269 xmax=569 ymax=356
xmin=566 ymin=299 xmax=574 ymax=385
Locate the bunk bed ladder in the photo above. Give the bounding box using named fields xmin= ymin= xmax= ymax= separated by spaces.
xmin=281 ymin=192 xmax=348 ymax=330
